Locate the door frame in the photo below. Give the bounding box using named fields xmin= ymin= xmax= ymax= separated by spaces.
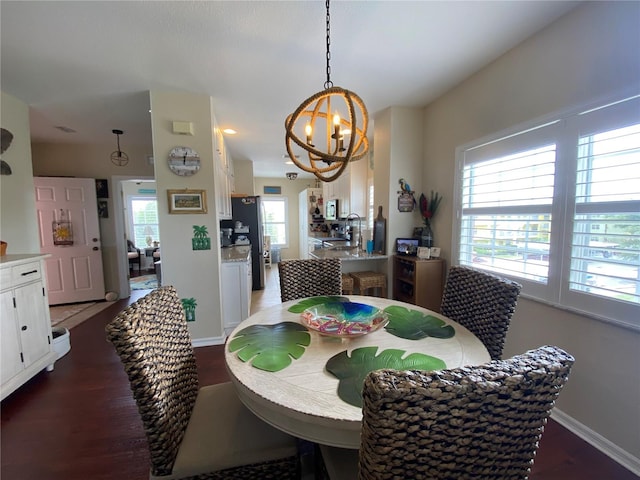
xmin=112 ymin=175 xmax=154 ymax=300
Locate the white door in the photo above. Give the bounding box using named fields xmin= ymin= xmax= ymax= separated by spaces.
xmin=34 ymin=177 xmax=105 ymax=305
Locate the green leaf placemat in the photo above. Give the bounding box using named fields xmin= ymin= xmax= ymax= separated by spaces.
xmin=326 ymin=346 xmax=446 ymax=407
xmin=383 ymin=305 xmax=455 ymax=340
xmin=287 ymin=295 xmax=350 ymax=313
xmin=228 ymin=322 xmax=311 ymax=372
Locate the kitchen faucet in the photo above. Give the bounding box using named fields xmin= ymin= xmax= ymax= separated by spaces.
xmin=346 ymin=213 xmax=362 ymax=250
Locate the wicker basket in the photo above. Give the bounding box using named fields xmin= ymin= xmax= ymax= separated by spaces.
xmin=0 ymin=241 xmax=7 ymax=256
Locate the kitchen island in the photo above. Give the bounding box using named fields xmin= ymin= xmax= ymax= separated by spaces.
xmin=309 ymin=245 xmax=388 ymax=274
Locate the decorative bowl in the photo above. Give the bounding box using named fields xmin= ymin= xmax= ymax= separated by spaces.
xmin=300 ymin=301 xmax=388 ymax=337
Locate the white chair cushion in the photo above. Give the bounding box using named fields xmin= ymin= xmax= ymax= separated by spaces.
xmin=152 ymin=251 xmax=160 ymax=259
xmin=127 ymin=252 xmax=139 ymax=259
xmin=159 ymin=382 xmax=297 ymax=480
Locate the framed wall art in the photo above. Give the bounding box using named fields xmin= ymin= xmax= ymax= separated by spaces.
xmin=95 ymin=179 xmax=109 ymax=198
xmin=167 ymin=189 xmax=207 ymax=214
xmin=97 ymin=199 xmax=109 ymax=218
xmin=263 ymin=185 xmax=282 ymax=195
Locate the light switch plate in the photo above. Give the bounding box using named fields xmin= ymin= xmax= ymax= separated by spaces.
xmin=172 ymin=121 xmax=194 ymax=135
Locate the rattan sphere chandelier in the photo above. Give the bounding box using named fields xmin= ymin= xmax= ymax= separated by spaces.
xmin=285 ymin=0 xmax=369 ymax=183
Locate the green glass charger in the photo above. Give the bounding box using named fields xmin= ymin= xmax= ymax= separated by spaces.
xmin=228 ymin=321 xmax=310 ymax=372
xmin=383 ymin=305 xmax=455 ymax=340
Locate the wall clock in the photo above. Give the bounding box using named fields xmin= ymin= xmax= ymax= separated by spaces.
xmin=168 ymin=146 xmax=200 ymax=176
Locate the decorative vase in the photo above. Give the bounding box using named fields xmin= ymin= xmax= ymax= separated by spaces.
xmin=420 ymin=223 xmax=433 ymax=248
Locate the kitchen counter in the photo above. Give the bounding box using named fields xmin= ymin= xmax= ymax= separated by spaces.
xmin=309 ymin=249 xmax=388 ymax=261
xmin=221 ymin=245 xmax=251 ymax=263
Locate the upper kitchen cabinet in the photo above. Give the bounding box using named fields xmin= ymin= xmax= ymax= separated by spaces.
xmin=323 ymin=159 xmax=367 ymax=219
xmin=214 ymin=120 xmax=233 ymax=219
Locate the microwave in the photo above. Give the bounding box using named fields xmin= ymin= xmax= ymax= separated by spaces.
xmin=325 ymin=199 xmax=339 ymax=221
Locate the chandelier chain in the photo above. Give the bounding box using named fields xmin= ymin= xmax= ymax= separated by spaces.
xmin=324 ymin=0 xmax=332 ymax=89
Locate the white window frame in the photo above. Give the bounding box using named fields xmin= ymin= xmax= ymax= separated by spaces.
xmin=127 ymin=195 xmax=159 ymax=249
xmin=262 ymin=196 xmax=289 ymax=248
xmin=454 ymin=94 xmax=640 ymax=331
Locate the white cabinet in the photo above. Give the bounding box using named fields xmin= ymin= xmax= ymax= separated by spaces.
xmin=221 ymin=257 xmax=251 ymax=335
xmin=348 ymin=157 xmax=367 ymax=217
xmin=1 ymin=255 xmax=57 ymax=400
xmin=322 ymin=160 xmax=368 ymax=219
xmin=214 ymin=120 xmax=233 ymax=220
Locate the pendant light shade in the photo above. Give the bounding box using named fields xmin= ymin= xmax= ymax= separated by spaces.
xmin=110 ymin=129 xmax=129 ymax=167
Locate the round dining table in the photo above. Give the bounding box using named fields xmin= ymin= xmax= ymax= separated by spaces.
xmin=224 ymin=295 xmax=490 ymax=449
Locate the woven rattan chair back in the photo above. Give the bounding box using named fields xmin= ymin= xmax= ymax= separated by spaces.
xmin=441 ymin=265 xmax=522 ymax=360
xmin=359 ymin=345 xmax=574 ymax=480
xmin=106 ymin=286 xmax=198 ymax=477
xmin=278 ymin=258 xmax=342 ymax=302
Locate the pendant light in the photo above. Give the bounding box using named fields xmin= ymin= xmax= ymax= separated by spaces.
xmin=110 ymin=129 xmax=129 ymax=167
xmin=285 ymin=0 xmax=369 ymax=183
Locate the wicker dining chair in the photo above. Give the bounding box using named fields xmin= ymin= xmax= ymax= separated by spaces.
xmin=440 ymin=265 xmax=522 ymax=360
xmin=278 ymin=258 xmax=343 ymax=302
xmin=357 ymin=345 xmax=575 ymax=480
xmin=105 ymin=286 xmax=298 ymax=480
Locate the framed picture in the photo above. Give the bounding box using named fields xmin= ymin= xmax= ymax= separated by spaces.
xmin=95 ymin=179 xmax=109 ymax=198
xmin=97 ymin=199 xmax=109 ymax=218
xmin=397 ymin=192 xmax=415 ymax=212
xmin=263 ymin=186 xmax=281 ymax=195
xmin=167 ymin=189 xmax=207 ymax=214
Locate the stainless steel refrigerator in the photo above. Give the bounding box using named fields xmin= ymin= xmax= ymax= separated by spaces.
xmin=223 ymin=196 xmax=265 ymax=290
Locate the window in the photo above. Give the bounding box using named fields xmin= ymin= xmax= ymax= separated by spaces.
xmin=262 ymin=197 xmax=288 ymax=247
xmin=456 ymin=95 xmax=640 ymax=328
xmin=129 ymin=197 xmax=159 ymax=248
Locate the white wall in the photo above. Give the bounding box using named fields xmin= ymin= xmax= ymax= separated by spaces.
xmin=373 ymin=107 xmax=425 ymax=295
xmin=422 ymin=1 xmax=640 ymax=464
xmin=0 ymin=92 xmax=40 ymax=254
xmin=150 ymin=90 xmax=224 ymax=344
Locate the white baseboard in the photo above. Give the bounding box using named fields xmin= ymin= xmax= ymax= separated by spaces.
xmin=192 ymin=336 xmax=226 ymax=347
xmin=551 ymin=408 xmax=640 ymax=476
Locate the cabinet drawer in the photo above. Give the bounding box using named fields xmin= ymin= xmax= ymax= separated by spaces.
xmin=12 ymin=262 xmax=42 ymax=285
xmin=0 ymin=267 xmax=11 ymax=289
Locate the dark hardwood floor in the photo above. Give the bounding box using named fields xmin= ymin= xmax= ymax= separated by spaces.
xmin=2 ymin=270 xmax=637 ymax=479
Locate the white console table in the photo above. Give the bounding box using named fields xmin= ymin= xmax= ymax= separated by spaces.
xmin=1 ymin=254 xmax=57 ymax=400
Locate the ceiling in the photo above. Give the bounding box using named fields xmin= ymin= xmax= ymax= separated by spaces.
xmin=1 ymin=1 xmax=579 ymax=179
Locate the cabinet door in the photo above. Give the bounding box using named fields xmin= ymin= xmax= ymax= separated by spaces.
xmin=14 ymin=282 xmax=51 ymax=368
xmin=1 ymin=291 xmax=23 ymax=384
xmin=221 ymin=263 xmax=241 ymax=329
xmin=241 ymin=260 xmax=251 ymax=319
xmin=214 ymin=121 xmax=232 ymax=220
xmin=349 ymin=158 xmax=367 ymax=217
